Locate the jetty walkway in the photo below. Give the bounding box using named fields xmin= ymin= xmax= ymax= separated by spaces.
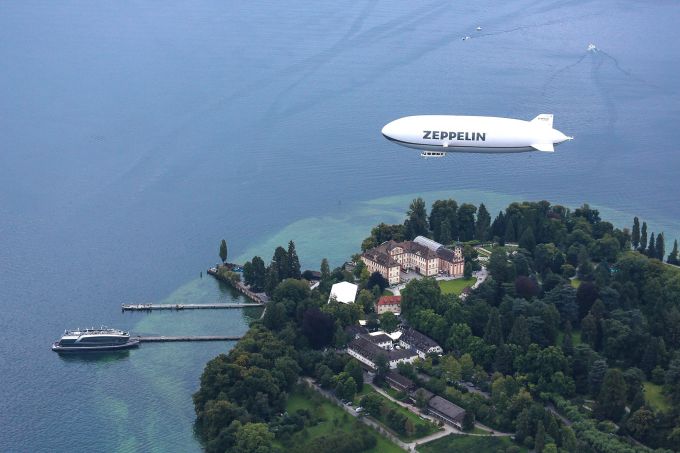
xmin=136 ymin=335 xmax=241 ymax=342
xmin=122 ymin=303 xmax=264 ymax=312
xmin=207 ymin=266 xmax=269 ymax=304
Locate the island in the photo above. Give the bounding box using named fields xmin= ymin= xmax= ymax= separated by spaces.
xmin=194 ymin=198 xmax=680 ymax=453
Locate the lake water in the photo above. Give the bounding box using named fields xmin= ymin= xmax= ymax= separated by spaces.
xmin=1 ymin=1 xmax=679 ymax=451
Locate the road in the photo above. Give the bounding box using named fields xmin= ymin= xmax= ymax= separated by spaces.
xmin=301 ymin=378 xmax=412 ymax=451
xmin=364 ymin=374 xmax=514 ymax=448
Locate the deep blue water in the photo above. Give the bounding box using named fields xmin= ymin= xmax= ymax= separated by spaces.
xmin=1 ymin=1 xmax=679 ymax=451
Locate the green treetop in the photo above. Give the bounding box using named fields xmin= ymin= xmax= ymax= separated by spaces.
xmin=404 ymin=197 xmax=429 ymax=239
xmin=632 ymin=217 xmax=640 ymax=249
xmin=668 ymin=239 xmax=679 ymax=265
xmin=475 ymin=203 xmax=491 ymax=242
xmin=219 ymin=239 xmax=228 ymax=264
xmin=287 ymin=240 xmax=301 ymax=279
xmin=656 ymin=232 xmax=665 ymax=260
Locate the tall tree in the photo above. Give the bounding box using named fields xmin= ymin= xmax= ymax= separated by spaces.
xmin=272 ymin=246 xmax=289 ymax=280
xmin=484 ymin=308 xmax=503 ymax=346
xmin=656 ymin=232 xmax=665 ymax=261
xmin=647 ymin=232 xmax=656 ymax=258
xmin=519 ymin=226 xmax=536 ymax=252
xmin=362 ymin=223 xmax=406 ymax=251
xmin=641 ymin=337 xmax=667 ymax=375
xmin=561 ymin=320 xmax=575 ymax=356
xmin=287 ymin=240 xmax=301 ymax=279
xmin=665 ymin=357 xmax=680 ymax=406
xmin=219 ymin=239 xmax=228 ymax=264
xmin=576 ymin=281 xmax=599 ymax=321
xmin=463 ymin=261 xmax=473 ymax=279
xmin=320 ymin=258 xmax=331 ymax=280
xmin=581 ymin=313 xmax=599 ymax=350
xmin=344 ymin=359 xmax=364 ymax=390
xmin=491 ymin=211 xmax=506 ymax=243
xmin=627 ymin=408 xmax=655 ymax=442
xmin=375 ymin=354 xmax=389 ymax=378
xmin=561 ymin=426 xmax=577 ymax=452
xmin=632 ymin=217 xmax=640 ymax=250
xmin=494 ymin=343 xmax=513 ymax=374
xmin=515 ymin=409 xmax=531 ymax=442
xmin=264 ymin=265 xmax=279 ymax=296
xmin=475 ymin=203 xmax=491 ymax=242
xmin=669 ymin=239 xmax=680 ymax=265
xmin=504 ymin=219 xmax=516 ymax=244
xmin=589 ymin=359 xmax=608 ymax=396
xmin=462 ymin=411 xmax=475 ymax=431
xmin=509 ymin=316 xmax=531 ymax=351
xmin=596 ymin=369 xmax=627 ymax=421
xmin=535 ymin=420 xmax=546 ymax=453
xmin=429 ymin=199 xmax=458 ymax=242
xmin=233 ymin=423 xmax=275 ymax=453
xmin=640 ymin=222 xmax=648 ymax=251
xmin=251 ymin=256 xmax=266 ymax=292
xmin=457 ymin=203 xmax=477 ymax=241
xmin=404 ymin=197 xmax=429 ymax=239
xmin=243 ymin=261 xmax=254 ymax=286
xmin=439 ymin=220 xmax=452 ymax=245
xmin=594 ymin=261 xmax=611 ymax=287
xmin=488 ymin=247 xmax=510 ymax=283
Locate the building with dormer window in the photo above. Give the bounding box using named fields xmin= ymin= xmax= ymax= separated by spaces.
xmin=361 ymin=236 xmax=463 ymax=285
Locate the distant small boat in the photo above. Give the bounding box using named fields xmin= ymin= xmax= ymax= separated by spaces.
xmin=52 ymin=327 xmax=139 ymax=353
xmin=476 ymin=26 xmax=482 ymax=31
xmin=462 ymin=36 xmax=470 ymax=41
xmin=587 ymin=43 xmax=597 ymax=52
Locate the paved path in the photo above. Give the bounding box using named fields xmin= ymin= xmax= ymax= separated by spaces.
xmin=471 ymin=267 xmax=488 ymax=289
xmin=302 ymin=378 xmax=411 ymax=451
xmin=546 ymin=403 xmax=572 ymax=427
xmin=365 ymin=376 xmax=514 ymax=449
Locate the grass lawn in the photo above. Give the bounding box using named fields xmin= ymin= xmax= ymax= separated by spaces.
xmin=355 ymin=383 xmax=378 ymax=402
xmin=556 ymin=329 xmax=582 ymax=346
xmin=471 ymin=426 xmax=491 ymax=435
xmin=570 ymin=278 xmax=581 ymax=288
xmin=356 ymin=385 xmax=439 ymax=441
xmin=644 ymin=381 xmax=671 ymax=412
xmin=284 ymin=390 xmax=403 ymax=453
xmin=382 ymin=288 xmax=394 ymax=296
xmin=383 ymin=387 xmax=408 ymax=401
xmin=439 ymin=278 xmax=476 ymax=295
xmin=476 ymin=248 xmax=492 ymax=257
xmin=419 ymin=434 xmax=527 ymax=453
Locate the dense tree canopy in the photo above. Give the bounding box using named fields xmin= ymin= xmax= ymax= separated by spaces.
xmin=201 ymin=200 xmax=680 ymax=453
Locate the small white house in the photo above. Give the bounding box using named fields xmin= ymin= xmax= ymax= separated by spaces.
xmin=328 ymin=281 xmax=359 ymax=304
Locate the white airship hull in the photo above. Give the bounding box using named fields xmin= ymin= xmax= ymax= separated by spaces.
xmin=383 ymin=135 xmax=535 ymax=153
xmin=381 ymin=114 xmax=572 ymax=155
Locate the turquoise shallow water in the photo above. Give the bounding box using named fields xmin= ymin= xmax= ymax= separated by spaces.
xmin=1 ymin=0 xmax=680 ymax=451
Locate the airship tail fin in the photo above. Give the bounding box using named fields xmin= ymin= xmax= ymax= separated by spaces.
xmin=532 ymin=143 xmax=554 ymax=152
xmin=531 ymin=114 xmax=554 ymax=128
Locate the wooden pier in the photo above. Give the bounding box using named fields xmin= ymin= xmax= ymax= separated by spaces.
xmin=136 ymin=335 xmax=241 ymax=342
xmin=122 ymin=303 xmax=264 ymax=312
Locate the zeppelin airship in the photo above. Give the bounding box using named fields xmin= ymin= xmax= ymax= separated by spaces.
xmin=381 ymin=114 xmax=572 ymax=157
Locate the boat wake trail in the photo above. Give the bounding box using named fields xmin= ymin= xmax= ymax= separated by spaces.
xmin=591 ymin=51 xmax=617 ymax=132
xmin=597 ymin=49 xmax=658 ymax=89
xmin=541 ymin=53 xmax=588 ymax=97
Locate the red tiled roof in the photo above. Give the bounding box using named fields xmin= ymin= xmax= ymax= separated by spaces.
xmin=377 ymin=295 xmax=401 ymax=306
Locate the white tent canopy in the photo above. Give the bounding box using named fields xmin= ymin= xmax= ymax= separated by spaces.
xmin=328 ymin=281 xmax=358 ymax=304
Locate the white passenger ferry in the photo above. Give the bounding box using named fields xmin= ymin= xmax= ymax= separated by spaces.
xmin=52 ymin=327 xmax=139 ymax=352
